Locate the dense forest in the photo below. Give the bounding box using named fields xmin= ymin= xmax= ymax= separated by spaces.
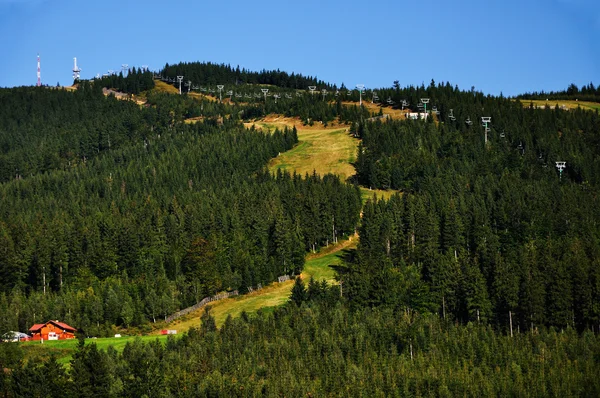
xmin=517 ymin=82 xmax=599 ymax=102
xmin=1 ymin=65 xmax=599 ymax=396
xmin=94 ymin=68 xmax=155 ymax=95
xmin=0 ymin=81 xmax=361 ymax=335
xmin=348 ymin=81 xmax=600 ymax=332
xmin=2 ymin=303 xmax=599 ymax=396
xmin=159 ymin=61 xmax=332 ymax=90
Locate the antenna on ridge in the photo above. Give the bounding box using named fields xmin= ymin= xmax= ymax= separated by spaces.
xmin=37 ymin=54 xmax=41 ymax=86
xmin=72 ymin=57 xmax=81 ymax=81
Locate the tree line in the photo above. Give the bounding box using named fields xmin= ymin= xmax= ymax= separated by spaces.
xmin=517 ymin=82 xmax=599 ymax=103
xmin=160 ymin=61 xmax=332 ymax=90
xmin=2 ymin=302 xmax=599 ymax=396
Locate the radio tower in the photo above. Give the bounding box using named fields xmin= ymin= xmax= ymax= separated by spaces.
xmin=37 ymin=53 xmax=41 ymax=86
xmin=72 ymin=57 xmax=81 ymax=81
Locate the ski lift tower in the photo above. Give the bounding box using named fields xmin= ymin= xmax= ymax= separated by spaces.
xmin=356 ymin=84 xmax=365 ymax=106
xmin=420 ymin=98 xmax=430 ymax=118
xmin=555 ymin=161 xmax=566 ymax=179
xmin=481 ymin=117 xmax=491 ymax=144
xmin=261 ymin=88 xmax=269 ymax=102
xmin=308 ymin=86 xmax=316 ymax=98
xmin=321 ymin=89 xmax=328 ymax=101
xmin=121 ymin=64 xmax=129 ymax=77
xmin=176 ymin=76 xmax=184 ymax=95
xmin=217 ymin=85 xmax=224 ymax=102
xmin=72 ymin=57 xmax=81 ymax=81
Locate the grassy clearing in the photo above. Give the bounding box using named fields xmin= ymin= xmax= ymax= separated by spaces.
xmin=153 ymin=80 xmax=180 ymax=95
xmin=342 ymin=101 xmax=408 ymax=120
xmin=360 ymin=187 xmax=400 ymax=203
xmin=516 ymin=99 xmax=600 ymax=112
xmin=188 ymin=91 xmax=218 ymax=102
xmin=20 ymin=335 xmax=168 ymax=365
xmin=269 ymin=126 xmax=357 ymax=182
xmin=161 ymin=238 xmax=355 ymax=330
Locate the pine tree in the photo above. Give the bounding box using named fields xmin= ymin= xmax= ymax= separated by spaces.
xmin=291 ymin=276 xmax=307 ymax=306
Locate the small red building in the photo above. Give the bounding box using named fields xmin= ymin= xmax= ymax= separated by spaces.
xmin=29 ymin=320 xmax=76 ymax=341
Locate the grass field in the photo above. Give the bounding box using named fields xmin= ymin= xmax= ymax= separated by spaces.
xmin=517 ymin=99 xmax=600 ymax=112
xmin=342 ymin=101 xmax=408 ymax=120
xmin=360 ymin=187 xmax=399 ymax=203
xmin=20 ymin=335 xmax=169 ymax=366
xmin=268 ymin=125 xmax=357 ymax=182
xmin=162 ymin=239 xmax=355 ymax=331
xmin=153 ymin=80 xmax=180 ymax=95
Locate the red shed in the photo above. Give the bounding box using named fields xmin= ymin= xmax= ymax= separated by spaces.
xmin=29 ymin=320 xmax=76 ymax=341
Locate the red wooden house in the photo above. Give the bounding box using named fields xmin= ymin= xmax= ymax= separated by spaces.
xmin=29 ymin=320 xmax=76 ymax=341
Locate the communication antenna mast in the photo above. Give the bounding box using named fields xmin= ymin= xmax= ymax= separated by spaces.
xmin=356 ymin=84 xmax=365 ymax=106
xmin=72 ymin=57 xmax=81 ymax=81
xmin=481 ymin=116 xmax=491 ymax=144
xmin=37 ymin=53 xmax=41 ymax=86
xmin=176 ymin=76 xmax=184 ymax=95
xmin=555 ymin=161 xmax=566 ymax=179
xmin=261 ymin=88 xmax=269 ymax=102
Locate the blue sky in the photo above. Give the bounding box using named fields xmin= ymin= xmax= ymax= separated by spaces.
xmin=0 ymin=0 xmax=597 ymax=96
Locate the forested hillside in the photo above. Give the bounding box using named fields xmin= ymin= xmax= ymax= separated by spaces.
xmin=1 ymin=69 xmax=599 ymax=397
xmin=347 ymin=81 xmax=600 ymax=332
xmin=0 ymin=81 xmax=361 ymax=335
xmin=3 ymin=304 xmax=599 ymax=396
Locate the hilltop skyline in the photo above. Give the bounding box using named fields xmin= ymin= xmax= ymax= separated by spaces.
xmin=0 ymin=0 xmax=597 ymax=95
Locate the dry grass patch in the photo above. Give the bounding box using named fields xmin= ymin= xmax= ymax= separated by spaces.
xmin=188 ymin=91 xmax=218 ymax=102
xmin=360 ymin=187 xmax=400 ymax=203
xmin=342 ymin=101 xmax=408 ymax=120
xmin=153 ymin=80 xmax=180 ymax=94
xmin=269 ymin=125 xmax=357 ymax=181
xmin=516 ymin=99 xmax=600 ymax=112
